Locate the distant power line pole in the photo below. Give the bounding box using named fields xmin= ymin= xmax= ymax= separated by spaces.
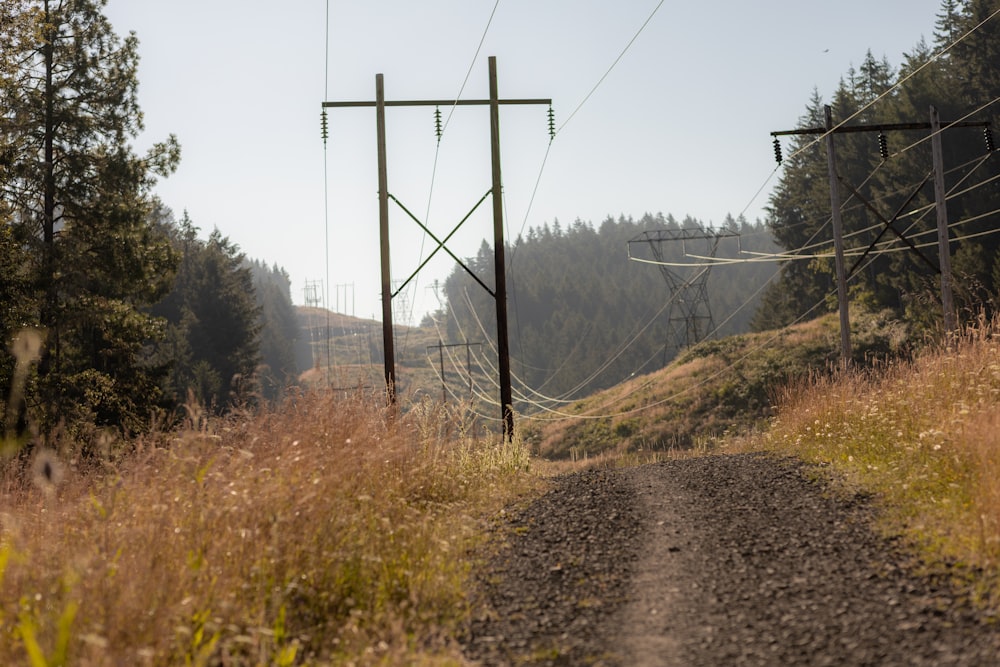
xmin=771 ymin=105 xmax=993 ymax=362
xmin=428 ymin=340 xmax=483 ymax=404
xmin=334 ymin=283 xmax=355 ymax=317
xmin=322 ymin=56 xmax=551 ymax=439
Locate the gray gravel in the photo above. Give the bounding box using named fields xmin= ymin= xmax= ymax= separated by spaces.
xmin=461 ymin=452 xmax=1000 ymax=666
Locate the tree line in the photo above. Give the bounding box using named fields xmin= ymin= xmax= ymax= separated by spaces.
xmin=756 ymin=0 xmax=1000 ymax=333
xmin=441 ymin=214 xmax=780 ymax=402
xmin=0 ymin=0 xmax=301 ymax=446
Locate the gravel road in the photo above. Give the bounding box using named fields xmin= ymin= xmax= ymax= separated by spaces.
xmin=461 ymin=452 xmax=1000 ymax=666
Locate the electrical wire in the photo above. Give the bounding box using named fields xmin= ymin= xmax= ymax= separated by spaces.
xmin=510 ymin=146 xmax=998 ymax=412
xmin=554 ymin=0 xmax=665 ymax=137
xmin=783 ymin=7 xmax=1000 ymax=164
xmin=636 ymin=147 xmax=998 ymax=269
xmin=735 ymin=7 xmax=1000 ymax=240
xmin=523 ymin=216 xmax=907 ymax=423
xmin=429 ymin=3 xmax=1000 ymax=423
xmin=396 ymin=0 xmax=501 ymax=352
xmin=506 ymin=0 xmax=668 ymax=365
xmin=522 ymin=294 xmax=831 ymax=422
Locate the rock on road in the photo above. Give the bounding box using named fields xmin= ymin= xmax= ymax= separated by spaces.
xmin=461 ymin=453 xmax=1000 ymax=666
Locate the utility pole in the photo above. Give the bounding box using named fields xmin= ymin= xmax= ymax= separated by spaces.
xmin=771 ymin=109 xmax=992 ymax=356
xmin=427 ymin=340 xmax=483 ymax=404
xmin=376 ymin=73 xmax=395 ymax=404
xmin=323 ymin=57 xmax=550 ymax=439
xmin=824 ymin=105 xmax=853 ymax=369
xmin=334 ymin=283 xmax=355 ymax=317
xmin=930 ymin=105 xmax=957 ymax=332
xmin=489 ymin=57 xmax=514 ymax=439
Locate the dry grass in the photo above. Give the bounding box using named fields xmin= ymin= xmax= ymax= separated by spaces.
xmin=0 ymin=391 xmax=536 ymax=665
xmin=736 ymin=315 xmax=1000 ymax=600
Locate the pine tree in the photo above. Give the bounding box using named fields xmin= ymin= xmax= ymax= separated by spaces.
xmin=150 ymin=214 xmax=261 ymax=413
xmin=0 ymin=0 xmax=181 ymax=434
xmin=249 ymin=260 xmax=301 ymax=403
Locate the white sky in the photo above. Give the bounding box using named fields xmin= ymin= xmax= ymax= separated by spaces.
xmin=104 ymin=0 xmax=945 ymax=324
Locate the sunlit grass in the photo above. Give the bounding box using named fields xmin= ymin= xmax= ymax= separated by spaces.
xmin=738 ymin=315 xmax=1000 ymax=601
xmin=0 ymin=390 xmax=536 ymax=665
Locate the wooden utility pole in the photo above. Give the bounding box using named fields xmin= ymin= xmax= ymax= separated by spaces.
xmin=824 ymin=105 xmax=853 ymax=369
xmin=772 ymin=109 xmax=992 ymax=355
xmin=323 ymin=58 xmax=550 ymax=438
xmin=375 ymin=74 xmax=396 ymax=404
xmin=489 ymin=57 xmax=515 ymax=439
xmin=930 ymin=105 xmax=957 ymax=332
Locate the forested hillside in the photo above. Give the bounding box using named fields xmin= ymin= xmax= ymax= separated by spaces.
xmin=442 ymin=214 xmax=780 ymax=402
xmin=758 ymin=0 xmax=1000 ymax=331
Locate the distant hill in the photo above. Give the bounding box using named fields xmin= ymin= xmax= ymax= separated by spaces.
xmin=295 ymin=307 xmax=484 ymax=408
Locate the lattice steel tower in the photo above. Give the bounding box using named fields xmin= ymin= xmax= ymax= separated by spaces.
xmin=629 ymin=227 xmax=739 ymax=361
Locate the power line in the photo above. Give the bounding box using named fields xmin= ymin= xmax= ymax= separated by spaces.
xmin=436 ymin=4 xmax=1000 ymax=421
xmin=398 ymin=0 xmax=502 ymax=355
xmin=637 ymin=153 xmax=999 ymax=269
xmin=554 ymin=0 xmax=665 ymax=137
xmin=783 ymin=6 xmax=1000 ymax=164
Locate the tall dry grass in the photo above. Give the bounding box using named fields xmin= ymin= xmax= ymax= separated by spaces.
xmin=0 ymin=390 xmax=535 ymax=665
xmin=742 ymin=315 xmax=1000 ymax=599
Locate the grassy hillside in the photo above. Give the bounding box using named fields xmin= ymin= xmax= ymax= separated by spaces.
xmin=736 ymin=317 xmax=1000 ymax=602
xmin=527 ymin=307 xmax=911 ymax=460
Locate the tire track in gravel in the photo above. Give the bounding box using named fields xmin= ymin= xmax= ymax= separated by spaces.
xmin=462 ymin=453 xmax=1000 ymax=666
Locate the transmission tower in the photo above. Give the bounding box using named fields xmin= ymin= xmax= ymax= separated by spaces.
xmin=303 ymin=280 xmax=324 ymax=308
xmin=391 ymin=280 xmax=412 ymax=327
xmin=628 ymin=227 xmax=738 ymax=361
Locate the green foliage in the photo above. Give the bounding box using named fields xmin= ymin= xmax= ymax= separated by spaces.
xmin=535 ymin=307 xmax=913 ymax=459
xmin=150 ymin=212 xmax=261 ymax=413
xmin=0 ymin=0 xmax=181 ymax=437
xmin=761 ymin=0 xmax=1000 ymax=332
xmin=248 ymin=260 xmax=302 ymax=403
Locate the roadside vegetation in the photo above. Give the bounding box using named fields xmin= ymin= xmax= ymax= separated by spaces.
xmin=0 ymin=391 xmax=535 ymax=665
xmin=737 ymin=314 xmax=1000 ymax=603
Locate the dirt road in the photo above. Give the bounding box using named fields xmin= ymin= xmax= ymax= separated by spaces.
xmin=461 ymin=453 xmax=1000 ymax=666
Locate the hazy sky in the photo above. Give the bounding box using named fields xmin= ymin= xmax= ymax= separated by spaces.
xmin=104 ymin=0 xmax=945 ymax=323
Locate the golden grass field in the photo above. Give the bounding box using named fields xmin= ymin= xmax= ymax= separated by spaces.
xmin=0 ymin=392 xmax=535 ymax=665
xmin=1 ymin=313 xmax=999 ymax=664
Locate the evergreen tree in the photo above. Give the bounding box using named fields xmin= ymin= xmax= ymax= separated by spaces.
xmin=0 ymin=0 xmax=180 ymax=434
xmin=444 ymin=214 xmax=778 ymax=402
xmin=762 ymin=0 xmax=1000 ymax=329
xmin=151 ymin=213 xmax=260 ymax=412
xmin=248 ymin=260 xmax=301 ymax=403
